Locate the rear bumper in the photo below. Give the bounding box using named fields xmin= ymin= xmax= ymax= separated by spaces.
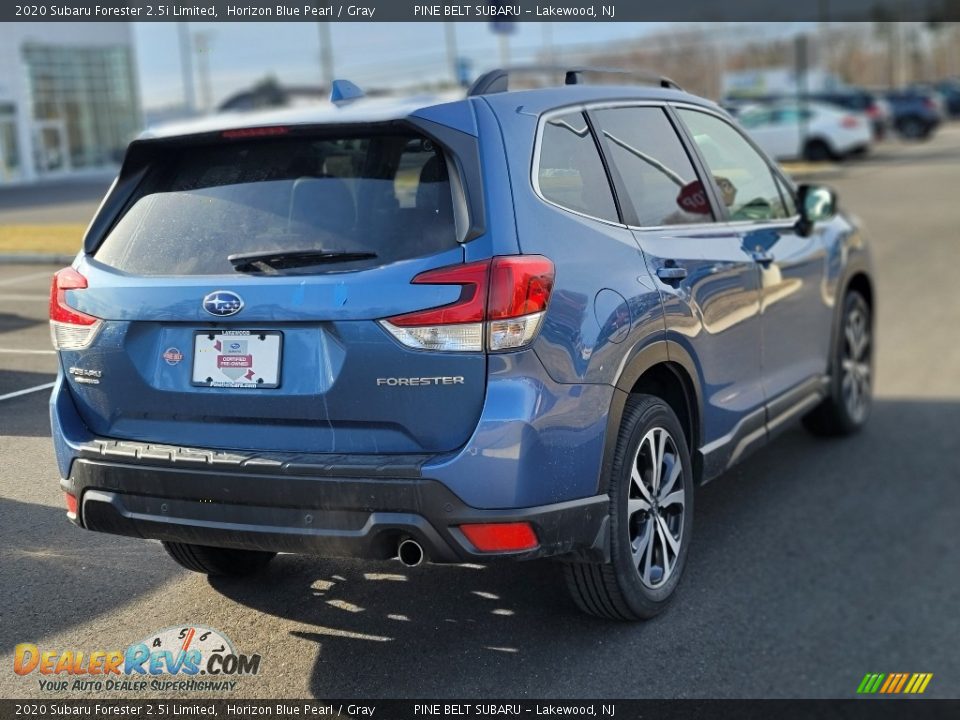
xmin=63 ymin=456 xmax=609 ymax=563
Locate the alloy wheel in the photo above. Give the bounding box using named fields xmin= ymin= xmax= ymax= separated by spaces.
xmin=627 ymin=427 xmax=685 ymax=589
xmin=841 ymin=304 xmax=871 ymax=424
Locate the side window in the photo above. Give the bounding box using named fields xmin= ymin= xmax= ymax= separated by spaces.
xmin=592 ymin=107 xmax=714 ymax=226
xmin=677 ymin=109 xmax=790 ymax=222
xmin=537 ymin=111 xmax=619 ymax=222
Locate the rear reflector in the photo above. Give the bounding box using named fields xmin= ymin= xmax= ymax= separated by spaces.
xmin=841 ymin=115 xmax=861 ymax=129
xmin=49 ymin=268 xmax=102 ymax=351
xmin=460 ymin=522 xmax=539 ymax=552
xmin=64 ymin=492 xmax=78 ymax=518
xmin=380 ymin=256 xmax=555 ymax=353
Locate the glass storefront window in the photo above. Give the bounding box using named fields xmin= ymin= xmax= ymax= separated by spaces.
xmin=22 ymin=43 xmax=140 ymax=172
xmin=0 ymin=103 xmax=20 ymax=181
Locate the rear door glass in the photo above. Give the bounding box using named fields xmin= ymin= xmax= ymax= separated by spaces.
xmin=94 ymin=133 xmax=457 ymax=275
xmin=592 ymin=106 xmax=714 ymax=226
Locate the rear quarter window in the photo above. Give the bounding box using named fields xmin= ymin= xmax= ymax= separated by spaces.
xmin=536 ymin=111 xmax=619 ymax=223
xmin=94 ymin=132 xmax=457 ymax=275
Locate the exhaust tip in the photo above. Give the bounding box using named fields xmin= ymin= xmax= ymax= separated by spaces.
xmin=397 ymin=538 xmax=425 ymax=567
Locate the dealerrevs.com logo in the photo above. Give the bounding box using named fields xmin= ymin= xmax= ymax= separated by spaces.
xmin=14 ymin=625 xmax=261 ymax=694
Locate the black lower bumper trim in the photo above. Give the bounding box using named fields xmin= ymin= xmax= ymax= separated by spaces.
xmin=65 ymin=458 xmax=609 ymax=563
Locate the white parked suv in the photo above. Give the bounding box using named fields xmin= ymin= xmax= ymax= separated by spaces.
xmin=737 ymin=101 xmax=873 ymax=161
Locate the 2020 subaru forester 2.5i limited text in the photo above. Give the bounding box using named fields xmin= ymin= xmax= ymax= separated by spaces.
xmin=49 ymin=70 xmax=873 ymax=620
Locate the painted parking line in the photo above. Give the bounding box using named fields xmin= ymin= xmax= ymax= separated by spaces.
xmin=0 ymin=381 xmax=55 ymax=403
xmin=0 ymin=348 xmax=55 ymax=355
xmin=0 ymin=270 xmax=54 ymax=287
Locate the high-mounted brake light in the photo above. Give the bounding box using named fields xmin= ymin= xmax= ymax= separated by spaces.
xmin=380 ymin=256 xmax=554 ymax=353
xmin=221 ymin=126 xmax=289 ymax=139
xmin=49 ymin=268 xmax=102 ymax=351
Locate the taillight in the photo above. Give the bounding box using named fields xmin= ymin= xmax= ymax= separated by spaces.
xmin=49 ymin=268 xmax=102 ymax=351
xmin=923 ymin=97 xmax=936 ymax=109
xmin=487 ymin=256 xmax=554 ymax=351
xmin=841 ymin=115 xmax=860 ymax=129
xmin=866 ymin=104 xmax=881 ymax=118
xmin=380 ymin=256 xmax=555 ymax=353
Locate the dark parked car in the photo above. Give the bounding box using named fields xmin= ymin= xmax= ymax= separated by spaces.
xmin=885 ymin=88 xmax=942 ymax=139
xmin=50 ymin=69 xmax=874 ymax=620
xmin=934 ymin=80 xmax=960 ymax=118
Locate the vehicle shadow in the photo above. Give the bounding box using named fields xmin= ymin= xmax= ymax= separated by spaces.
xmin=0 ymin=313 xmax=43 ymax=335
xmin=0 ymin=498 xmax=183 ymax=653
xmin=209 ymin=397 xmax=960 ymax=698
xmin=0 ymin=370 xmax=57 ymax=438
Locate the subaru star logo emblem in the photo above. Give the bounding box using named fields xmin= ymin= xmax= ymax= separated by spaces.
xmin=202 ymin=290 xmax=244 ymax=317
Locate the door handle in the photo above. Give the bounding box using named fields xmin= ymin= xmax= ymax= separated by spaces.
xmin=656 ymin=265 xmax=687 ymax=283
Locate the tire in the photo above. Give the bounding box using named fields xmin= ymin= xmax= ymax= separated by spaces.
xmin=803 ymin=290 xmax=873 ymax=437
xmin=803 ymin=139 xmax=833 ymax=162
xmin=564 ymin=395 xmax=694 ymax=620
xmin=162 ymin=541 xmax=276 ymax=576
xmin=897 ymin=117 xmax=927 ymax=140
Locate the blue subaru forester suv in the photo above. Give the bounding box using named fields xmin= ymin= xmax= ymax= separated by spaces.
xmin=50 ymin=70 xmax=873 ymax=620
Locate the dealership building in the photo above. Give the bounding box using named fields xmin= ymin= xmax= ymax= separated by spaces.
xmin=0 ymin=23 xmax=141 ymax=184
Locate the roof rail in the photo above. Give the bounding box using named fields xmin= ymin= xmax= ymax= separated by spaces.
xmin=466 ymin=66 xmax=684 ymax=97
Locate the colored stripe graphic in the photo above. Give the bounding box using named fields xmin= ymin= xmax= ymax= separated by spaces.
xmin=857 ymin=672 xmax=933 ymax=694
xmin=857 ymin=673 xmax=886 ymax=694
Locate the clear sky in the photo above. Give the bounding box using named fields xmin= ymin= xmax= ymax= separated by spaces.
xmin=132 ymin=22 xmax=672 ymax=109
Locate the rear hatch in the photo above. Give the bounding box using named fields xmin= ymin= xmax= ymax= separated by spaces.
xmin=58 ymin=126 xmax=487 ymax=454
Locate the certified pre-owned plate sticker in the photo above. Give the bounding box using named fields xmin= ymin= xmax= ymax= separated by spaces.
xmin=192 ymin=331 xmax=282 ymax=389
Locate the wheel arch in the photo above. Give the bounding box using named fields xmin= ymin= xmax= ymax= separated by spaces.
xmin=598 ymin=341 xmax=704 ymax=493
xmin=846 ymin=271 xmax=874 ymax=313
xmin=830 ymin=267 xmax=875 ymax=372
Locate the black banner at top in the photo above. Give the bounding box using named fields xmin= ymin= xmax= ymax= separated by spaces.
xmin=2 ymin=700 xmax=960 ymax=720
xmin=3 ymin=0 xmax=960 ymax=22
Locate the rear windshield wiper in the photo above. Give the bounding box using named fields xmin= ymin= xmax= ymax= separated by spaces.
xmin=228 ymin=249 xmax=377 ymax=273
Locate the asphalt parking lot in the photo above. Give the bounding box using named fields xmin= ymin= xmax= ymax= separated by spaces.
xmin=1 ymin=129 xmax=959 ymax=700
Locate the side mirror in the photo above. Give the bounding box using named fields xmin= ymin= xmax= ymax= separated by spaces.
xmin=796 ymin=184 xmax=837 ymax=236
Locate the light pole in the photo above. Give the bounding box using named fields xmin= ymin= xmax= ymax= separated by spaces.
xmin=445 ymin=23 xmax=459 ymax=87
xmin=318 ymin=22 xmax=334 ymax=89
xmin=177 ymin=22 xmax=196 ymax=114
xmin=193 ymin=31 xmax=213 ymax=114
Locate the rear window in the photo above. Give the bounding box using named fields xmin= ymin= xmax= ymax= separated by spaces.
xmin=94 ymin=132 xmax=457 ymax=275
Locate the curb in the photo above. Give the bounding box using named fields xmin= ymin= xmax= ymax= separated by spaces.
xmin=0 ymin=253 xmax=75 ymax=265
